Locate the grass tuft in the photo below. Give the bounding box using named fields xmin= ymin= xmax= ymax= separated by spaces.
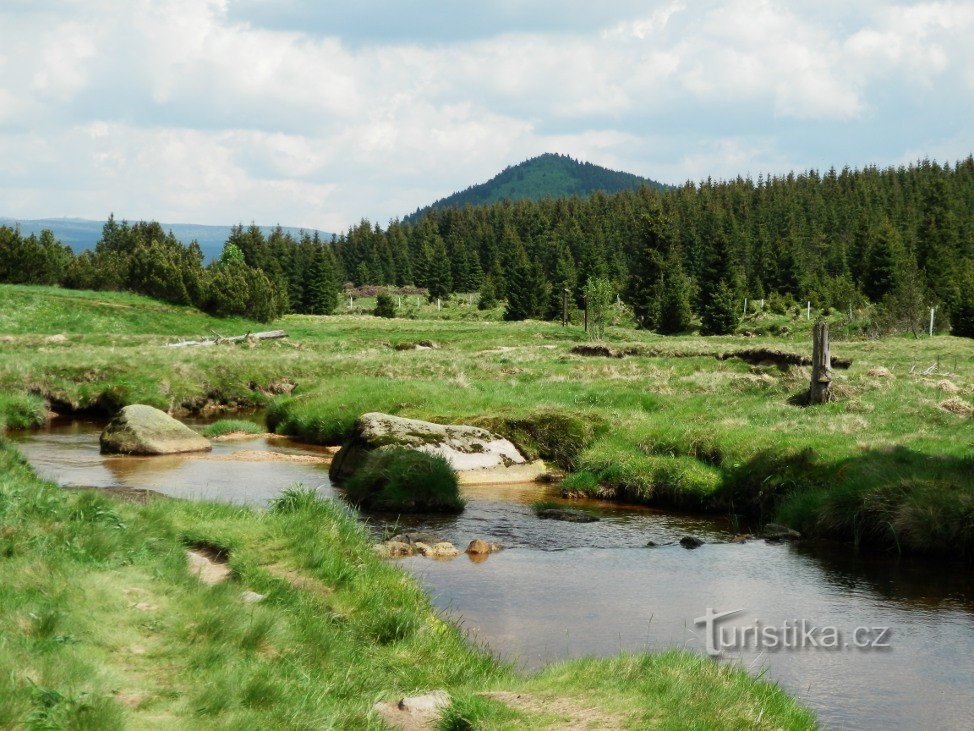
xmin=200 ymin=419 xmax=263 ymax=438
xmin=344 ymin=448 xmax=465 ymax=514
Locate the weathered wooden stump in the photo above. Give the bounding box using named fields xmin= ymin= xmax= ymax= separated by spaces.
xmin=809 ymin=320 xmax=833 ymax=404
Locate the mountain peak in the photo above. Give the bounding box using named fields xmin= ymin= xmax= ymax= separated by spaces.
xmin=408 ymin=153 xmax=666 ymax=219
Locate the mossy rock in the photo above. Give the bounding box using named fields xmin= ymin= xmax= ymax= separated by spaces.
xmin=100 ymin=404 xmax=212 ymax=455
xmin=329 ymin=412 xmax=526 ymax=483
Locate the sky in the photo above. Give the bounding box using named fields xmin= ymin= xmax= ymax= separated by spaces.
xmin=0 ymin=0 xmax=972 ymax=232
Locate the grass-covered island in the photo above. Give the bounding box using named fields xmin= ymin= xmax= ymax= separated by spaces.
xmin=1 ymin=283 xmax=972 ymax=727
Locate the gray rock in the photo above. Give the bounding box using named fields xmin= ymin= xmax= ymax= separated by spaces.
xmin=398 ymin=691 xmax=450 ymax=713
xmin=240 ymin=590 xmax=265 ymax=604
xmin=100 ymin=405 xmax=212 ymax=455
xmin=329 ymin=412 xmax=526 ymax=482
xmin=536 ymin=508 xmax=599 ymax=523
xmin=389 ymin=532 xmax=444 ymax=546
xmin=679 ymin=536 xmax=704 ymax=549
xmin=373 ymin=690 xmax=451 ymax=730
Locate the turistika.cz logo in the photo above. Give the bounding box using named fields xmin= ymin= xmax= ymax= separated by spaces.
xmin=693 ymin=608 xmax=893 ymax=656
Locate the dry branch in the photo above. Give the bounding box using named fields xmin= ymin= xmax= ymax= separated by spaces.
xmin=166 ymin=330 xmax=287 ymax=348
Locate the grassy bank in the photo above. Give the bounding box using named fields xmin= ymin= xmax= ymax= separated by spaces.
xmin=1 ymin=283 xmax=971 ymax=559
xmin=0 ymin=434 xmax=813 ymax=728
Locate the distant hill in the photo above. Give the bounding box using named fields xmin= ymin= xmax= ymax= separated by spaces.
xmin=407 ymin=153 xmax=668 ymax=220
xmin=0 ymin=217 xmax=332 ymax=262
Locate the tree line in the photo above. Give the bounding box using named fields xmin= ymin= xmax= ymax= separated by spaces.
xmin=0 ymin=217 xmax=342 ymax=322
xmin=0 ymin=157 xmax=971 ymax=335
xmin=332 ymin=156 xmax=974 ymax=336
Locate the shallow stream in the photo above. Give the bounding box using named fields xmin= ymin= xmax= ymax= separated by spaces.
xmin=11 ymin=418 xmax=974 ymax=730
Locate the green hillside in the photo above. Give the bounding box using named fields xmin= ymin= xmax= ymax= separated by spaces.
xmin=408 ymin=153 xmax=667 ymax=219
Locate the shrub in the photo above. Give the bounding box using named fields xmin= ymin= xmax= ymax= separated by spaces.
xmin=373 ymin=292 xmax=396 ymax=318
xmin=343 ymin=448 xmax=464 ymax=514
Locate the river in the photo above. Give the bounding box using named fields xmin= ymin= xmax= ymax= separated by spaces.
xmin=10 ymin=418 xmax=974 ymax=730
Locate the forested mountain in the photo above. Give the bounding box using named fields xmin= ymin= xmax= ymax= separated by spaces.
xmin=0 ymin=217 xmax=330 ymax=262
xmin=340 ymin=157 xmax=974 ymax=336
xmin=1 ymin=157 xmax=972 ymax=336
xmin=407 ymin=153 xmax=667 ymax=220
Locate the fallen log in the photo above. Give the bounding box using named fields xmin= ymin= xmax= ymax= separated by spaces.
xmin=167 ymin=330 xmax=288 ymax=348
xmin=717 ymin=347 xmax=852 ymax=370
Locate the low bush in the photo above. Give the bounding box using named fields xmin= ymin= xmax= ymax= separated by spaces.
xmin=343 ymin=448 xmax=464 ymax=514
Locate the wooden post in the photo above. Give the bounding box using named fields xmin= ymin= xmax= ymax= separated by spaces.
xmin=929 ymin=307 xmax=935 ymax=337
xmin=806 ymin=301 xmax=811 ymax=320
xmin=743 ymin=298 xmax=748 ymax=317
xmin=809 ymin=320 xmax=833 ymax=404
xmin=562 ymin=288 xmax=569 ymax=326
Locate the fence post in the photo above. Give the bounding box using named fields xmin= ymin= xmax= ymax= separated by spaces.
xmin=809 ymin=320 xmax=833 ymax=404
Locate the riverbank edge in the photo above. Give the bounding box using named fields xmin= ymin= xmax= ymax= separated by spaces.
xmin=7 ymin=386 xmax=973 ymax=562
xmin=264 ymin=391 xmax=973 ymax=562
xmin=0 ymin=436 xmax=816 ymax=729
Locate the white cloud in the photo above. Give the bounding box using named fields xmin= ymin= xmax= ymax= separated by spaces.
xmin=0 ymin=1 xmax=970 ymax=229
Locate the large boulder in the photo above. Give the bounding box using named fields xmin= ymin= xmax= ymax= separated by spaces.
xmin=329 ymin=412 xmax=528 ymax=482
xmin=100 ymin=405 xmax=212 ymax=455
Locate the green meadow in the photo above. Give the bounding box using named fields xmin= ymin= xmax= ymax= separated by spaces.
xmin=0 ymin=281 xmax=971 ymax=726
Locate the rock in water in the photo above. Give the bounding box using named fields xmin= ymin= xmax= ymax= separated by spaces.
xmin=761 ymin=523 xmax=802 ymax=541
xmin=100 ymin=405 xmax=212 ymax=455
xmin=679 ymin=536 xmax=704 ymax=549
xmin=466 ymin=539 xmax=502 ymax=555
xmin=329 ymin=412 xmax=527 ymax=482
xmin=536 ymin=508 xmax=599 ymax=523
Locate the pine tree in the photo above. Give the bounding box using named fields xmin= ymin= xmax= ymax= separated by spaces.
xmin=374 ymin=292 xmax=396 ymax=318
xmin=425 ymin=236 xmax=453 ymax=299
xmin=306 ymin=248 xmax=339 ymax=315
xmin=658 ymin=253 xmax=694 ymax=334
xmin=477 ymin=275 xmax=499 ymax=310
xmin=951 ymin=262 xmax=974 ymax=338
xmin=503 ymin=245 xmax=547 ymax=321
xmin=700 ymin=280 xmax=739 ymax=335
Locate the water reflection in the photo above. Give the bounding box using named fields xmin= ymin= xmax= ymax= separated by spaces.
xmin=11 ymin=420 xmax=974 ymax=730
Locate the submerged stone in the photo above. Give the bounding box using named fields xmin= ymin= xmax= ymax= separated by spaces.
xmin=679 ymin=536 xmax=704 ymax=549
xmin=100 ymin=405 xmax=211 ymax=456
xmin=536 ymin=508 xmax=599 ymax=523
xmin=761 ymin=523 xmax=802 ymax=541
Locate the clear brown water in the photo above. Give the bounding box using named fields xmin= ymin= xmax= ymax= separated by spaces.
xmin=11 ymin=419 xmax=974 ymax=730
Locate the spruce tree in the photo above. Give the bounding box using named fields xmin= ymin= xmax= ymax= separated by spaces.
xmin=374 ymin=292 xmax=396 ymax=318
xmin=658 ymin=253 xmax=694 ymax=334
xmin=700 ymin=280 xmax=739 ymax=335
xmin=503 ymin=245 xmax=547 ymax=321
